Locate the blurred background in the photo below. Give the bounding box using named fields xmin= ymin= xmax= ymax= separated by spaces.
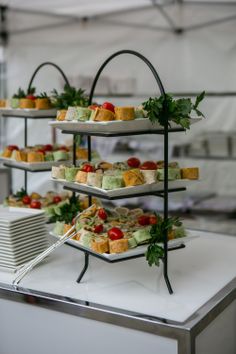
xmin=1 ymin=0 xmax=236 ymax=234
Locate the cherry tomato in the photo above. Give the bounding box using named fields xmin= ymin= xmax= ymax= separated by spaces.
xmin=36 ymin=149 xmax=45 ymax=155
xmin=43 ymin=144 xmax=53 ymax=152
xmin=30 ymin=200 xmax=41 ymax=209
xmin=26 ymin=94 xmax=36 ymax=100
xmin=94 ymin=224 xmax=104 ymax=234
xmin=82 ymin=164 xmax=94 ymax=173
xmin=8 ymin=145 xmax=19 ymax=151
xmin=140 ymin=161 xmax=157 ymax=170
xmin=22 ymin=195 xmax=31 ymax=205
xmin=97 ymin=208 xmax=107 ymax=220
xmin=138 ymin=215 xmax=150 ymax=226
xmin=149 ymin=215 xmax=158 ymax=225
xmin=127 ymin=157 xmax=141 ymax=168
xmin=101 ymin=102 xmax=115 ymax=113
xmin=108 ymin=227 xmax=124 ymax=240
xmin=53 ymin=195 xmax=62 ymax=204
xmin=59 ymin=146 xmax=69 ymax=152
xmin=89 ymin=104 xmax=100 ymax=110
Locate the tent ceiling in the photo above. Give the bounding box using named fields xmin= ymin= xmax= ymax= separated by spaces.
xmin=0 ymin=0 xmax=236 ymax=40
xmin=3 ymin=0 xmax=236 ymax=17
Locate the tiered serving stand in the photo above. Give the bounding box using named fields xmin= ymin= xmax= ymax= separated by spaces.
xmin=0 ymin=62 xmax=70 ymax=193
xmin=50 ymin=50 xmax=201 ymax=294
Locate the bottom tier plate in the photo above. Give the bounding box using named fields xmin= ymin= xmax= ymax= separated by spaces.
xmin=50 ymin=230 xmax=198 ymax=262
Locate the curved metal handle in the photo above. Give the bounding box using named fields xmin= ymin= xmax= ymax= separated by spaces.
xmin=88 ymin=50 xmax=172 ymax=293
xmin=27 ymin=61 xmax=70 ymax=93
xmin=88 ymin=49 xmax=166 ymax=105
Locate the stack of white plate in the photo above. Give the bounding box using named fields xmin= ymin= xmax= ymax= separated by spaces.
xmin=0 ymin=206 xmax=49 ymax=270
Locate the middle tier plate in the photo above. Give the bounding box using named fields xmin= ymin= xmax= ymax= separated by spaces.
xmin=52 ymin=178 xmax=189 ymax=200
xmin=49 ymin=118 xmax=201 ymax=136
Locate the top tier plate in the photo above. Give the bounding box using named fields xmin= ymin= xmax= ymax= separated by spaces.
xmin=0 ymin=108 xmax=57 ymax=119
xmin=49 ymin=118 xmax=201 ymax=136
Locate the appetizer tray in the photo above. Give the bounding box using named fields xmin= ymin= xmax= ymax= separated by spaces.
xmin=52 ymin=178 xmax=189 ymax=200
xmin=0 ymin=157 xmax=83 ymax=172
xmin=0 ymin=108 xmax=57 ymax=118
xmin=49 ymin=118 xmax=201 ymax=136
xmin=50 ymin=230 xmax=198 ymax=262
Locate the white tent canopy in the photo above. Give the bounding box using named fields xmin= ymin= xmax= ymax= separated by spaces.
xmin=1 ymin=0 xmax=236 ymax=192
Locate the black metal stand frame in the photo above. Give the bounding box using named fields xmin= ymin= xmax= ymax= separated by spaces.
xmin=2 ymin=62 xmax=70 ymax=193
xmin=67 ymin=49 xmax=187 ymax=294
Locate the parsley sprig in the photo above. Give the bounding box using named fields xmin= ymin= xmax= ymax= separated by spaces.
xmin=49 ymin=195 xmax=81 ymax=224
xmin=142 ymin=91 xmax=205 ymax=130
xmin=52 ymin=84 xmax=89 ymax=109
xmin=14 ymin=188 xmax=27 ymax=199
xmin=146 ymin=215 xmax=182 ymax=267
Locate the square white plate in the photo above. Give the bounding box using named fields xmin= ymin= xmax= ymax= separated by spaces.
xmin=49 ymin=118 xmax=201 ymax=134
xmin=0 ymin=206 xmax=45 ymax=225
xmin=52 ymin=179 xmax=192 ymax=199
xmin=0 ymin=224 xmax=47 ymax=238
xmin=0 ymin=245 xmax=48 ymax=265
xmin=50 ymin=230 xmax=198 ymax=261
xmin=0 ymin=240 xmax=48 ymax=259
xmin=0 ymin=108 xmax=57 ymax=118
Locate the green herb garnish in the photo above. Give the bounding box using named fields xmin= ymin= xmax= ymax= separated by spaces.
xmin=13 ymin=188 xmax=27 ymax=199
xmin=145 ymin=215 xmax=182 ymax=267
xmin=51 ymin=84 xmax=89 ymax=109
xmin=49 ymin=195 xmax=81 ymax=224
xmin=38 ymin=92 xmax=48 ymax=98
xmin=142 ymin=91 xmax=205 ymax=130
xmin=12 ymin=88 xmax=26 ymax=99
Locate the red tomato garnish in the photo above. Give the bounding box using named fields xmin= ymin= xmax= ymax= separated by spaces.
xmin=97 ymin=208 xmax=107 ymax=220
xmin=89 ymin=104 xmax=100 ymax=110
xmin=59 ymin=145 xmax=69 ymax=152
xmin=81 ymin=164 xmax=94 ymax=173
xmin=26 ymin=94 xmax=36 ymax=100
xmin=53 ymin=195 xmax=62 ymax=204
xmin=101 ymin=102 xmax=115 ymax=113
xmin=140 ymin=161 xmax=157 ymax=170
xmin=138 ymin=215 xmax=150 ymax=226
xmin=30 ymin=200 xmax=41 ymax=209
xmin=108 ymin=227 xmax=124 ymax=240
xmin=36 ymin=149 xmax=45 ymax=155
xmin=127 ymin=157 xmax=141 ymax=168
xmin=22 ymin=195 xmax=31 ymax=205
xmin=43 ymin=144 xmax=53 ymax=152
xmin=8 ymin=145 xmax=19 ymax=151
xmin=149 ymin=215 xmax=158 ymax=225
xmin=94 ymin=224 xmax=104 ymax=234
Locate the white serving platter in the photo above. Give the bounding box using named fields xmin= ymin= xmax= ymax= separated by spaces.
xmin=52 ymin=178 xmax=190 ymax=199
xmin=50 ymin=230 xmax=198 ymax=262
xmin=0 ymin=108 xmax=57 ymax=118
xmin=0 ymin=157 xmax=91 ymax=172
xmin=49 ymin=117 xmax=201 ymax=134
xmin=0 ymin=157 xmax=73 ymax=171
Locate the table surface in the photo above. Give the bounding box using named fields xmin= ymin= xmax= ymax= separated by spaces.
xmin=0 ymin=229 xmax=235 ymax=323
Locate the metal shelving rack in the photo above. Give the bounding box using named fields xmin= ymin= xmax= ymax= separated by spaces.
xmin=55 ymin=49 xmax=198 ymax=294
xmin=1 ymin=62 xmax=70 ymax=193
